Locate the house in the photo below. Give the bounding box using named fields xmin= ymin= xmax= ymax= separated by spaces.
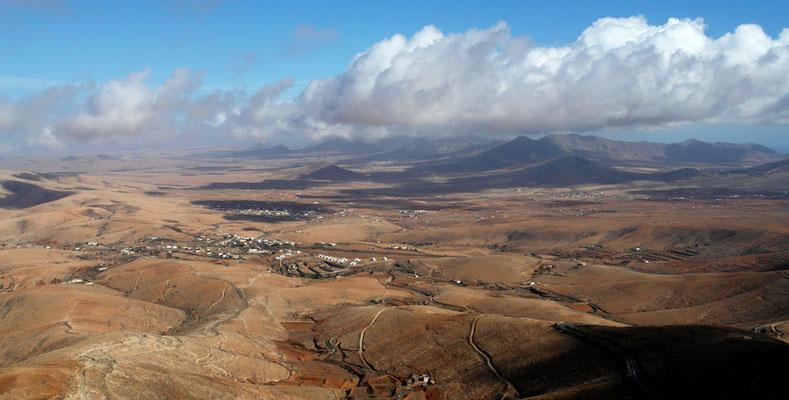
xmin=406 ymin=372 xmax=435 ymax=387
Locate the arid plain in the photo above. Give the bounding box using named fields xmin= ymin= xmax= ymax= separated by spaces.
xmin=1 ymin=135 xmax=788 ymax=399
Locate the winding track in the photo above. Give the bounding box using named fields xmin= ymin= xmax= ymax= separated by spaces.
xmin=356 ymin=307 xmax=403 ymax=383
xmin=469 ymin=314 xmax=520 ymax=399
xmin=358 ymin=308 xmax=389 ymax=371
xmin=132 ymin=269 xmax=145 ymax=291
xmin=205 ymin=284 xmax=227 ymax=314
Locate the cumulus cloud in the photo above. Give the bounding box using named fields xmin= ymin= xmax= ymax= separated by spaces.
xmin=0 ymin=85 xmax=76 ymax=150
xmin=236 ymin=16 xmax=789 ymax=141
xmin=27 ymin=126 xmax=64 ymax=150
xmin=0 ymin=68 xmax=205 ymax=151
xmin=59 ymin=68 xmax=203 ymax=141
xmin=2 ymin=16 xmax=789 ymax=152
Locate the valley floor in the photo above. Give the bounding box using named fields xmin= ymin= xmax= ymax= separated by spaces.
xmin=0 ymin=160 xmax=787 ymax=399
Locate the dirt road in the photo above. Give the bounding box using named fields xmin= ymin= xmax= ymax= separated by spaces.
xmin=469 ymin=314 xmax=520 ymax=399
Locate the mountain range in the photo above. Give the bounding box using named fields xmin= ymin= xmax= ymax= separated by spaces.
xmin=432 ymin=134 xmax=784 ymax=173
xmin=231 ymin=134 xmax=784 ymax=169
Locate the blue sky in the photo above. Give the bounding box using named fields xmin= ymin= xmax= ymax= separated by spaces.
xmin=1 ymin=0 xmax=788 ymax=154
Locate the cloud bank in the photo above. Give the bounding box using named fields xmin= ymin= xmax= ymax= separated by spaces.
xmin=1 ymin=16 xmax=788 ymax=152
xmin=244 ymin=16 xmax=789 ymax=140
xmin=0 ymin=68 xmax=204 ymax=151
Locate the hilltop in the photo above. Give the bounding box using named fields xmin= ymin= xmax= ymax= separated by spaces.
xmin=301 ymin=163 xmax=366 ymax=181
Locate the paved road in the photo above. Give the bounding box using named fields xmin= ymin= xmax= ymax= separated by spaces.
xmin=555 ymin=322 xmax=669 ymax=400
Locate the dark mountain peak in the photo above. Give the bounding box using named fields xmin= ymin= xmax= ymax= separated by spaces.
xmin=431 ymin=135 xmax=566 ymax=172
xmin=677 ymin=138 xmax=704 ymax=145
xmin=303 ymin=161 xmax=334 ymax=172
xmin=520 ymin=155 xmax=629 ymax=184
xmin=510 ymin=135 xmax=537 ymax=144
xmin=301 ymin=164 xmax=366 ymax=181
xmin=452 ymin=154 xmax=637 ymax=188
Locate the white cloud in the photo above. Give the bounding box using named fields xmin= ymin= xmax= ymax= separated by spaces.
xmin=60 ymin=68 xmax=203 ymax=141
xmin=0 ymin=85 xmax=77 ymax=149
xmin=0 ymin=68 xmax=206 ymax=152
xmin=0 ymin=98 xmax=14 ymax=131
xmin=235 ymin=16 xmax=789 ymax=141
xmin=1 ymin=16 xmax=788 ymax=152
xmin=27 ymin=126 xmax=64 ymax=150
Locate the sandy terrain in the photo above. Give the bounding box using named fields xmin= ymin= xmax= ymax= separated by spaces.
xmin=0 ymin=152 xmax=787 ymax=399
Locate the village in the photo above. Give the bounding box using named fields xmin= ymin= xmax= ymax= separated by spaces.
xmin=3 ymin=227 xmax=432 ymax=287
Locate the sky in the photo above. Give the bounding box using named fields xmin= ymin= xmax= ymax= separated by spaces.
xmin=1 ymin=0 xmax=788 ymax=155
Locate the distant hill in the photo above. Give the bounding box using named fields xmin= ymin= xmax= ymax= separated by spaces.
xmin=433 ymin=136 xmax=566 ymax=172
xmin=0 ymin=180 xmax=75 ymax=209
xmin=362 ymin=137 xmax=500 ymax=161
xmin=11 ymin=172 xmax=61 ymax=182
xmin=543 ymin=134 xmax=783 ymax=164
xmin=739 ymin=158 xmax=789 ymax=174
xmin=454 ymin=155 xmax=638 ymax=188
xmin=513 ymin=155 xmax=637 ymax=185
xmin=432 ymin=134 xmax=785 ymax=172
xmin=300 ymin=163 xmax=366 ymax=181
xmin=447 ymin=155 xmax=737 ymax=190
xmin=228 ymin=144 xmax=294 ymax=158
xmin=298 ymin=136 xmax=500 ymax=160
xmin=665 ymin=139 xmax=780 ymax=163
xmin=301 ymin=138 xmax=387 ymax=155
xmin=650 ymin=167 xmax=710 ymax=182
xmin=227 ymin=134 xmax=783 ymax=169
xmin=59 ymin=154 xmax=120 ymax=162
xmin=542 ymin=134 xmax=667 ymax=162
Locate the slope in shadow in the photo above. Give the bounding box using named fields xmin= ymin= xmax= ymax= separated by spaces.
xmin=0 ymin=180 xmax=75 ymax=209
